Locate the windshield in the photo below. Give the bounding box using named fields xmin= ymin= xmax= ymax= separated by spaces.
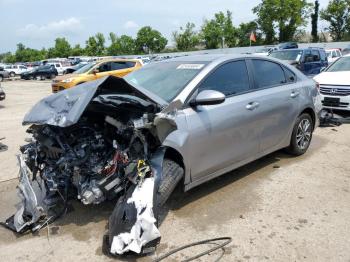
xmin=270 ymin=50 xmax=303 ymax=61
xmin=326 ymin=57 xmax=350 ymax=72
xmin=124 ymin=61 xmax=208 ymax=102
xmin=75 ymin=62 xmax=96 ymax=74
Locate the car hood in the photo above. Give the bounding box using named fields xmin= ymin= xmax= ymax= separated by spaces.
xmin=23 ymin=76 xmax=169 ymax=127
xmin=54 ymin=73 xmax=81 ymax=81
xmin=313 ymin=71 xmax=350 ymax=86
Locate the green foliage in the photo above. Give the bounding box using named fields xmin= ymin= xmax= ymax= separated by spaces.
xmin=253 ymin=0 xmax=312 ymax=43
xmin=71 ymin=44 xmax=84 ymax=56
xmin=311 ymin=0 xmax=319 ymax=42
xmin=201 ymin=10 xmax=237 ymax=49
xmin=107 ymin=33 xmax=136 ymax=55
xmin=173 ymin=22 xmax=200 ymax=51
xmin=236 ymin=22 xmax=262 ymax=46
xmin=12 ymin=43 xmax=47 ymax=62
xmin=320 ymin=0 xmax=350 ymax=41
xmin=135 ymin=26 xmax=168 ymax=53
xmin=53 ymin=38 xmax=71 ymax=58
xmin=85 ymin=33 xmax=106 ymax=56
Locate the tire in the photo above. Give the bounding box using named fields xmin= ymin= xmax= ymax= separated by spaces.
xmin=35 ymin=75 xmax=41 ymax=80
xmin=156 ymin=159 xmax=184 ymax=207
xmin=286 ymin=113 xmax=313 ymax=156
xmin=9 ymin=72 xmax=15 ymax=77
xmin=0 ymin=75 xmax=3 ymax=82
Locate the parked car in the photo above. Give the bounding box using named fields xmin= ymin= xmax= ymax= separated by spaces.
xmin=5 ymin=54 xmax=321 ymax=256
xmin=47 ymin=62 xmax=71 ymax=75
xmin=4 ymin=64 xmax=28 ymax=77
xmin=342 ymin=45 xmax=350 ymax=56
xmin=269 ymin=47 xmax=328 ymax=76
xmin=0 ymin=67 xmax=10 ymax=82
xmin=20 ymin=65 xmax=58 ymax=80
xmin=278 ymin=42 xmax=298 ymax=49
xmin=51 ymin=58 xmax=142 ymax=92
xmin=63 ymin=62 xmax=87 ymax=74
xmin=326 ymin=48 xmax=342 ymax=63
xmin=252 ymin=46 xmax=276 ymax=56
xmin=0 ymin=86 xmax=5 ymax=100
xmin=314 ymin=54 xmax=350 ymax=111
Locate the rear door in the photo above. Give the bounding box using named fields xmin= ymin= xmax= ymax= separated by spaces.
xmin=184 ymin=60 xmax=261 ymax=182
xmin=247 ymin=59 xmax=301 ymax=153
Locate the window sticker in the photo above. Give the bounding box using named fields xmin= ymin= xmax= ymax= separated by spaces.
xmin=176 ymin=64 xmax=205 ymax=70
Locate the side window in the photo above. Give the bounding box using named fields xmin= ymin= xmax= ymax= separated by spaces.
xmin=251 ymin=60 xmax=286 ymax=89
xmin=320 ymin=50 xmax=326 ymax=61
xmin=283 ymin=66 xmax=296 ymax=83
xmin=110 ymin=62 xmax=127 ymax=70
xmin=304 ymin=50 xmax=313 ymax=62
xmin=198 ymin=60 xmax=250 ymax=96
xmin=125 ymin=61 xmax=136 ymax=68
xmin=56 ymin=64 xmax=61 ymax=68
xmin=337 ymin=50 xmax=341 ymax=57
xmin=98 ymin=62 xmax=111 ymax=72
xmin=312 ymin=50 xmax=320 ymax=61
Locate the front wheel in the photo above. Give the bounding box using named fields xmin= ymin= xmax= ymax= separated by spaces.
xmin=9 ymin=72 xmax=15 ymax=77
xmin=286 ymin=113 xmax=313 ymax=156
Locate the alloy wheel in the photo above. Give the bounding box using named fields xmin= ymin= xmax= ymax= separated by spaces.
xmin=296 ymin=119 xmax=311 ymax=150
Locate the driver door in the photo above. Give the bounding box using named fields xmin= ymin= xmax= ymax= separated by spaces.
xmin=183 ymin=60 xmax=261 ymax=182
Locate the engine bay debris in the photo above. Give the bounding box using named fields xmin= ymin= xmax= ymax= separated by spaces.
xmin=3 ymin=76 xmax=182 ymax=255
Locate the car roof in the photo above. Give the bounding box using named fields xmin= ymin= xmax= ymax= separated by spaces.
xmin=97 ymin=58 xmax=140 ymax=64
xmin=272 ymin=47 xmax=324 ymax=52
xmin=166 ymin=54 xmax=258 ymax=63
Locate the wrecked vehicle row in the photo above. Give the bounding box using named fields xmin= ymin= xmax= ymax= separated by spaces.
xmin=3 ymin=54 xmax=321 ymax=257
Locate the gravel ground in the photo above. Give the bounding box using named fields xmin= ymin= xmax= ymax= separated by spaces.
xmin=0 ymin=80 xmax=349 ymax=262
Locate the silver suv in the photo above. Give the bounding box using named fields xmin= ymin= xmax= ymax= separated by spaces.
xmin=5 ymin=54 xmax=321 ymax=256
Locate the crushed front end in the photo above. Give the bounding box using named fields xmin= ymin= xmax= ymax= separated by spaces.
xmin=3 ymin=76 xmax=179 ymax=255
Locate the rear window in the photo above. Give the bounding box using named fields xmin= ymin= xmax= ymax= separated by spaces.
xmin=270 ymin=50 xmax=303 ymax=61
xmin=251 ymin=60 xmax=286 ymax=88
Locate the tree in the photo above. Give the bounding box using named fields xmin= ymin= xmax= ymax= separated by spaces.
xmin=253 ymin=0 xmax=312 ymax=43
xmin=85 ymin=33 xmax=106 ymax=56
xmin=70 ymin=44 xmax=84 ymax=56
xmin=320 ymin=0 xmax=350 ymax=41
xmin=236 ymin=22 xmax=262 ymax=46
xmin=173 ymin=22 xmax=200 ymax=51
xmin=201 ymin=10 xmax=237 ymax=49
xmin=135 ymin=26 xmax=167 ymax=53
xmin=53 ymin=38 xmax=71 ymax=58
xmin=107 ymin=33 xmax=136 ymax=55
xmin=311 ymin=0 xmax=319 ymax=42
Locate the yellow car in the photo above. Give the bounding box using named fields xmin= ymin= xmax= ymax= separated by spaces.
xmin=52 ymin=58 xmax=142 ymax=92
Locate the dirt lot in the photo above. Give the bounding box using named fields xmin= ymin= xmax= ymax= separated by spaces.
xmin=0 ymin=80 xmax=349 ymax=262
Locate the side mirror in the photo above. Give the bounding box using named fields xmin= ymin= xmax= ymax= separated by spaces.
xmin=190 ymin=90 xmax=225 ymax=107
xmin=92 ymin=68 xmax=99 ymax=74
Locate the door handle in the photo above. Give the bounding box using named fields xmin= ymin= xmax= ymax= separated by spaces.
xmin=290 ymin=91 xmax=300 ymax=98
xmin=246 ymin=102 xmax=260 ymax=110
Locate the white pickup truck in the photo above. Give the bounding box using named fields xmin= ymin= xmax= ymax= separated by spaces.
xmin=4 ymin=65 xmax=29 ymax=77
xmin=48 ymin=63 xmax=70 ymax=75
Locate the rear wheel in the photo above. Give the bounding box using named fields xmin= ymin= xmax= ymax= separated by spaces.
xmin=9 ymin=72 xmax=15 ymax=77
xmin=286 ymin=113 xmax=313 ymax=156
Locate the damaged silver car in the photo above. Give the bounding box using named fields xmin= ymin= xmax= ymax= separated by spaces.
xmin=3 ymin=54 xmax=321 ymax=256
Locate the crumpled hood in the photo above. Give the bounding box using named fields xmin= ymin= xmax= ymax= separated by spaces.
xmin=313 ymin=71 xmax=350 ymax=86
xmin=23 ymin=76 xmax=168 ymax=127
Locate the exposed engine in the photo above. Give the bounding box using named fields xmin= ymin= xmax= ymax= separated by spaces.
xmin=3 ymin=76 xmax=181 ymax=255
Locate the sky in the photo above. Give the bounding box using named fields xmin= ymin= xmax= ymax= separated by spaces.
xmin=0 ymin=0 xmax=330 ymax=53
